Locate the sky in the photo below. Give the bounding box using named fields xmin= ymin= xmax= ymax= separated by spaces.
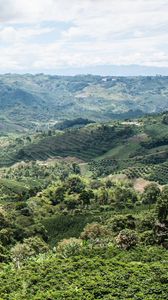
xmin=0 ymin=0 xmax=168 ymax=75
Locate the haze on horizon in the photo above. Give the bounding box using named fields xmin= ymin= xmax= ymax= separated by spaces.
xmin=0 ymin=0 xmax=168 ymax=75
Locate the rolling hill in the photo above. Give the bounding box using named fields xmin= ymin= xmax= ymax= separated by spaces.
xmin=1 ymin=112 xmax=168 ymax=184
xmin=1 ymin=74 xmax=168 ymax=133
xmin=0 ymin=81 xmax=168 ymax=300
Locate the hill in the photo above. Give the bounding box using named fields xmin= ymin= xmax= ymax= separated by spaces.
xmin=1 ymin=112 xmax=168 ymax=185
xmin=1 ymin=74 xmax=168 ymax=132
xmin=0 ymin=110 xmax=168 ymax=299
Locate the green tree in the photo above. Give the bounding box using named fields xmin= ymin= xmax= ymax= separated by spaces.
xmin=51 ymin=186 xmax=65 ymax=205
xmin=108 ymin=214 xmax=136 ymax=233
xmin=156 ymin=186 xmax=168 ymax=222
xmin=72 ymin=163 xmax=80 ymax=174
xmin=0 ymin=243 xmax=9 ymax=262
xmin=66 ymin=176 xmax=85 ymax=194
xmin=110 ymin=185 xmax=137 ymax=209
xmin=64 ymin=195 xmax=78 ymax=210
xmin=142 ymin=183 xmax=160 ymax=205
xmin=79 ymin=189 xmax=94 ymax=206
xmin=97 ymin=188 xmax=108 ymax=205
xmin=56 ymin=238 xmax=83 ymax=258
xmin=80 ymin=223 xmax=110 ymax=245
xmin=11 ymin=237 xmax=49 ymax=268
xmin=0 ymin=207 xmax=9 ymax=229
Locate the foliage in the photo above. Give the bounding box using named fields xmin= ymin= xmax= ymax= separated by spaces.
xmin=80 ymin=223 xmax=109 ymax=242
xmin=156 ymin=186 xmax=168 ymax=222
xmin=115 ymin=229 xmax=138 ymax=250
xmin=0 ymin=109 xmax=168 ymax=298
xmin=0 ymin=249 xmax=168 ymax=299
xmin=142 ymin=183 xmax=161 ymax=204
xmin=11 ymin=237 xmax=49 ymax=268
xmin=56 ymin=238 xmax=83 ymax=258
xmin=1 ymin=74 xmax=168 ymax=135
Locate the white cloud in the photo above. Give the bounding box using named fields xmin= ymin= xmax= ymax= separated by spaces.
xmin=0 ymin=26 xmax=55 ymax=44
xmin=0 ymin=0 xmax=167 ymax=72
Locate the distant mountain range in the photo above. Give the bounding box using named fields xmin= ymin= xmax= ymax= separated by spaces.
xmin=45 ymin=65 xmax=168 ymax=76
xmin=0 ymin=73 xmax=168 ymax=133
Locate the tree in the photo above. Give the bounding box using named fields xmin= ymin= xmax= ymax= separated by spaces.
xmin=56 ymin=238 xmax=83 ymax=258
xmin=156 ymin=186 xmax=168 ymax=222
xmin=0 ymin=228 xmax=14 ymax=246
xmin=142 ymin=183 xmax=160 ymax=205
xmin=108 ymin=214 xmax=136 ymax=233
xmin=115 ymin=229 xmax=138 ymax=250
xmin=72 ymin=163 xmax=80 ymax=174
xmin=11 ymin=237 xmax=49 ymax=268
xmin=79 ymin=189 xmax=94 ymax=206
xmin=162 ymin=114 xmax=168 ymax=125
xmin=65 ymin=176 xmax=85 ymax=194
xmin=11 ymin=243 xmax=29 ymax=269
xmin=0 ymin=207 xmax=9 ymax=229
xmin=80 ymin=223 xmax=110 ymax=244
xmin=52 ymin=186 xmax=65 ymax=205
xmin=0 ymin=243 xmax=9 ymax=262
xmin=110 ymin=185 xmax=137 ymax=209
xmin=63 ymin=194 xmax=79 ymax=210
xmin=97 ymin=188 xmax=108 ymax=205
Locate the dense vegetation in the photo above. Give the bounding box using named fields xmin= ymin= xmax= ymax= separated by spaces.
xmin=0 ymin=79 xmax=168 ymax=299
xmin=1 ymin=74 xmax=168 ymax=133
xmin=1 ymin=111 xmax=168 ymax=185
xmin=0 ymin=152 xmax=168 ymax=298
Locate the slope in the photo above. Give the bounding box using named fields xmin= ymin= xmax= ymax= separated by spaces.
xmin=1 ymin=74 xmax=168 ymax=133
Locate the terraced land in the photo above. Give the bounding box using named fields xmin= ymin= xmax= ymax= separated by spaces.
xmin=0 ymin=124 xmax=134 ymax=166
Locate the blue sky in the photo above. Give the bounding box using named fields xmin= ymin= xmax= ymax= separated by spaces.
xmin=0 ymin=0 xmax=168 ymax=75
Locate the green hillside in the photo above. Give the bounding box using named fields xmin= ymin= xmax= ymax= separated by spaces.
xmin=1 ymin=74 xmax=168 ymax=133
xmin=1 ymin=112 xmax=168 ymax=185
xmin=0 ymin=110 xmax=168 ymax=299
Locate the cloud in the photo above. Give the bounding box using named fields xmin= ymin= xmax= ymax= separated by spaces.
xmin=0 ymin=26 xmax=55 ymax=44
xmin=0 ymin=0 xmax=167 ymax=72
xmin=0 ymin=0 xmax=86 ymax=23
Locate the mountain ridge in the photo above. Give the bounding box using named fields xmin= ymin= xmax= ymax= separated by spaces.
xmin=1 ymin=74 xmax=168 ymax=133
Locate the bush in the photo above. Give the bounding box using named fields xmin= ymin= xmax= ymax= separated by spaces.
xmin=80 ymin=223 xmax=110 ymax=244
xmin=11 ymin=237 xmax=49 ymax=268
xmin=140 ymin=230 xmax=155 ymax=245
xmin=107 ymin=215 xmax=136 ymax=233
xmin=56 ymin=238 xmax=83 ymax=258
xmin=0 ymin=243 xmax=9 ymax=262
xmin=156 ymin=186 xmax=168 ymax=222
xmin=142 ymin=183 xmax=160 ymax=205
xmin=115 ymin=229 xmax=138 ymax=250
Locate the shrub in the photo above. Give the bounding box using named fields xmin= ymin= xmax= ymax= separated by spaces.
xmin=107 ymin=215 xmax=136 ymax=233
xmin=56 ymin=238 xmax=83 ymax=258
xmin=140 ymin=230 xmax=155 ymax=245
xmin=156 ymin=186 xmax=168 ymax=222
xmin=11 ymin=237 xmax=49 ymax=268
xmin=142 ymin=183 xmax=160 ymax=205
xmin=0 ymin=243 xmax=9 ymax=262
xmin=0 ymin=207 xmax=9 ymax=229
xmin=115 ymin=229 xmax=138 ymax=250
xmin=80 ymin=223 xmax=110 ymax=244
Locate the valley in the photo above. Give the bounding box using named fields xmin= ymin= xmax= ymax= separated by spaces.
xmin=0 ymin=76 xmax=168 ymax=300
xmin=1 ymin=74 xmax=168 ymax=133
